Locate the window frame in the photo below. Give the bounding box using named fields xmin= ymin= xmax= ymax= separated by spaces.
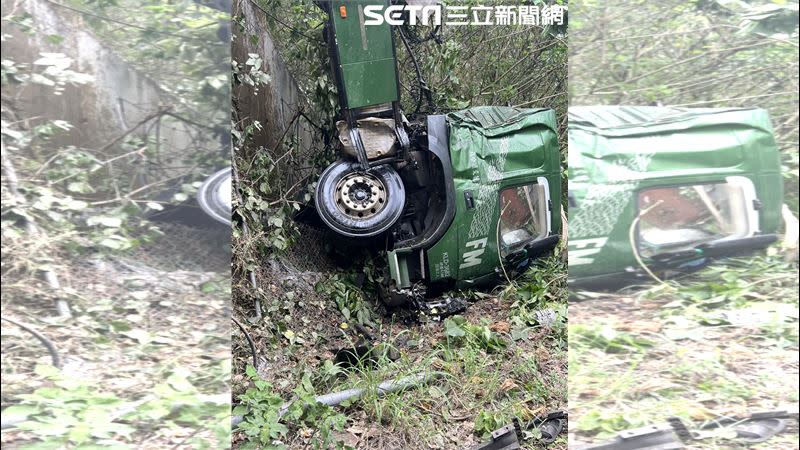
xmin=496 ymin=178 xmax=552 ymax=258
xmin=634 ymin=176 xmax=760 ymax=258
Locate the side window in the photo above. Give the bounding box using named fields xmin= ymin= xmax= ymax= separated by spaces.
xmin=636 ymin=180 xmax=754 ymax=257
xmin=498 ymin=184 xmax=549 ymax=257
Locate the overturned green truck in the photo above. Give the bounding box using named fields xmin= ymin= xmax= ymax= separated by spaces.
xmin=568 ymin=106 xmax=783 ymax=287
xmin=306 ymin=1 xmax=563 ymax=307
xmin=375 ymin=107 xmax=563 ymax=306
xmin=314 ymin=107 xmax=563 ymax=307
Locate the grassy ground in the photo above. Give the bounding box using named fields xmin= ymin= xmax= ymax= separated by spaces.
xmin=568 ymin=255 xmax=799 ymax=449
xmin=1 ymin=225 xmax=231 ymax=449
xmin=232 ymin=241 xmax=568 ymax=449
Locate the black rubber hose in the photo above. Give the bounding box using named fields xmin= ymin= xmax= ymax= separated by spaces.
xmin=232 ymin=316 xmax=258 ymax=370
xmin=397 ymin=26 xmax=427 ymax=115
xmin=1 ymin=315 xmax=61 ymax=368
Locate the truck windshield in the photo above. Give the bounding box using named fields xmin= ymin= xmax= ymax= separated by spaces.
xmin=637 ymin=181 xmax=752 ymax=257
xmin=498 ymin=184 xmax=549 ymax=257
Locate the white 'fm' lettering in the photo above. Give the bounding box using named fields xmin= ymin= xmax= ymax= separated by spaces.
xmin=568 ymin=238 xmax=608 ymax=265
xmin=459 ymin=238 xmax=488 ymax=269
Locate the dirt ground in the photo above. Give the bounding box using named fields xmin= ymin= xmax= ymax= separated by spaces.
xmin=568 ymin=269 xmax=799 ymax=450
xmin=232 ymin=227 xmax=568 ymax=449
xmin=1 ymin=222 xmax=231 ymax=449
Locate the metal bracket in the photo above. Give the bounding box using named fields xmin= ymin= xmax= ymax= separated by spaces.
xmin=470 ymin=424 xmax=521 ymax=450
xmin=576 ymin=424 xmax=685 ymax=450
xmin=464 ymin=190 xmax=475 ymax=209
xmin=348 ymin=127 xmax=370 ymax=171
xmin=395 ymin=121 xmax=410 ymax=155
xmin=392 ymin=102 xmax=410 ymax=161
xmin=526 ymin=410 xmax=568 ymax=444
xmin=418 ymin=296 xmax=467 ymax=319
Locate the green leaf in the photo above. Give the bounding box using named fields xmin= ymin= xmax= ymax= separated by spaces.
xmin=200 ymin=281 xmax=219 ymax=293
xmin=34 ymin=364 xmax=61 ymax=378
xmin=1 ymin=404 xmax=41 ymax=420
xmin=66 ymin=181 xmax=94 ymax=194
xmin=444 ymin=317 xmax=466 ymax=338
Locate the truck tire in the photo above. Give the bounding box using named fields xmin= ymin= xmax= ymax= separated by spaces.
xmin=197 ymin=167 xmax=232 ymax=226
xmin=315 ymin=160 xmax=405 ymax=238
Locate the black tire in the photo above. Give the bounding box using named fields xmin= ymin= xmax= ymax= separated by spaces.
xmin=197 ymin=167 xmax=232 ymax=226
xmin=315 ymin=160 xmax=405 ymax=238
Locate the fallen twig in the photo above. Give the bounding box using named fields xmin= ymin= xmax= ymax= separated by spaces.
xmin=232 ymin=316 xmax=258 ymax=369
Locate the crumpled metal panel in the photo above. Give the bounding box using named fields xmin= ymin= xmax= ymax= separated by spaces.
xmin=337 ymin=117 xmax=398 ymax=160
xmin=426 ymin=106 xmax=562 ymax=284
xmin=567 ymin=106 xmax=783 ymax=282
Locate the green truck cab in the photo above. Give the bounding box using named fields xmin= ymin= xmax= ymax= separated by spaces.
xmin=310 ymin=1 xmax=562 ymax=306
xmin=568 ymin=106 xmax=783 ymax=287
xmin=382 ymin=107 xmax=562 ymax=306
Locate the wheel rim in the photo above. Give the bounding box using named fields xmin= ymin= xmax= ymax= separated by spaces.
xmin=333 ymin=172 xmax=387 ymax=220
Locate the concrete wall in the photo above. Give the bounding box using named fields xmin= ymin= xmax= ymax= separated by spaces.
xmin=1 ymin=0 xmax=213 ymax=178
xmin=231 ymin=0 xmax=314 ymax=161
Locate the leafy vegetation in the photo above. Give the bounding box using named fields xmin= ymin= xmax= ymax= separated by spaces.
xmin=315 ymin=274 xmax=377 ymax=327
xmin=232 ymin=252 xmax=568 ymax=449
xmin=2 ymin=0 xmax=230 ymax=447
xmin=569 ymin=256 xmax=799 ymax=447
xmin=235 ymin=365 xmax=350 ymax=450
xmin=569 ymin=2 xmax=798 ymax=447
xmin=443 ymin=315 xmax=508 ymax=353
xmin=7 ymin=362 xmax=229 ymax=448
xmin=571 ymin=0 xmax=799 ymax=210
xmin=230 ymin=0 xmax=571 ymax=447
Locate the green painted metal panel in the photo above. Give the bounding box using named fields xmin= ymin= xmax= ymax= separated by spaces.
xmin=388 ymin=250 xmax=411 ymax=288
xmin=339 ymin=59 xmax=398 ymax=108
xmin=567 ymin=106 xmax=783 ymax=282
xmin=425 ymin=106 xmax=562 ymax=285
xmin=331 ymin=0 xmax=398 ymax=108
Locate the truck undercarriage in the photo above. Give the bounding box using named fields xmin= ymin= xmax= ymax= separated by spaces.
xmin=297 ymin=1 xmax=563 ymax=308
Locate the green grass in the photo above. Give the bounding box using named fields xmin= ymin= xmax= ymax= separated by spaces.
xmin=233 ymin=254 xmax=568 ymax=449
xmin=569 ymin=254 xmax=799 ymax=448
